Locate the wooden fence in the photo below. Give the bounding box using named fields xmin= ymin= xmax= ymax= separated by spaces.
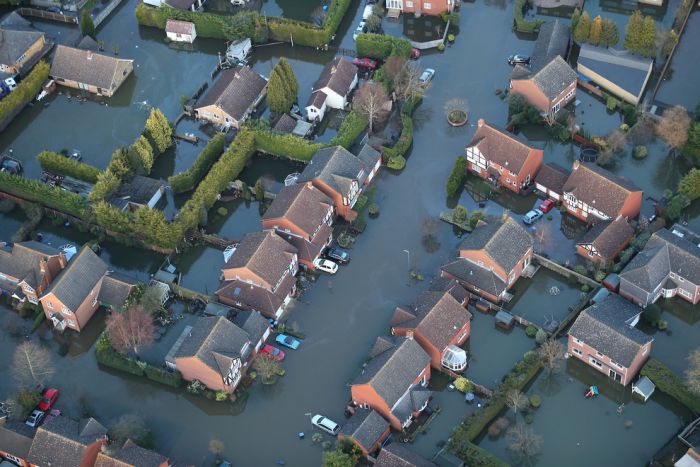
xmin=17 ymin=7 xmax=78 ymax=24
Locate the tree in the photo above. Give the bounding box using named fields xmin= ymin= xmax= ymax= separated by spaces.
xmin=209 ymin=439 xmax=225 ymax=456
xmin=254 ymin=179 xmax=264 ymax=201
xmin=365 ymin=14 xmax=382 ymax=33
xmin=322 ymin=449 xmax=355 ymax=467
xmin=656 ymin=105 xmax=691 ymax=154
xmin=253 ymin=353 xmax=281 ymax=382
xmin=624 ymin=11 xmax=644 ymax=55
xmin=505 ymin=389 xmax=528 ymax=417
xmin=394 ymin=64 xmax=425 ymax=102
xmin=678 ymin=168 xmax=700 ymax=202
xmin=453 ymin=205 xmax=468 ymax=224
xmin=589 ymin=16 xmax=603 ymax=46
xmin=538 ymin=338 xmax=565 ymax=373
xmin=507 ymin=424 xmax=543 ymax=466
xmin=12 ymin=342 xmax=55 ymax=389
xmin=574 ymin=11 xmax=591 ymax=44
xmin=641 ymin=15 xmax=656 ymax=57
xmin=108 ymin=414 xmax=152 ymax=447
xmin=278 ymin=58 xmax=298 ymax=101
xmin=446 ymin=156 xmax=467 ymax=197
xmin=353 ymin=82 xmax=388 ymax=133
xmin=686 ymin=348 xmax=700 ymax=396
xmin=383 ymin=55 xmax=407 ymax=90
xmin=571 ymin=8 xmax=581 ymax=32
xmin=144 ymin=108 xmax=172 ymax=154
xmin=601 ymin=19 xmax=620 ymax=47
xmin=267 ymin=59 xmax=297 ymax=114
xmin=80 ymin=9 xmax=95 ymax=39
xmin=660 ymin=28 xmax=679 ymax=58
xmin=130 ymin=136 xmax=154 ymax=175
xmin=105 ymin=305 xmax=155 ymax=356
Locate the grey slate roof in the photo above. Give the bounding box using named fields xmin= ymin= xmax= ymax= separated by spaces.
xmin=428 ymin=277 xmax=469 ymax=304
xmin=468 ymin=121 xmax=540 ymax=174
xmin=109 ymin=175 xmax=164 ymax=207
xmin=353 ymin=337 xmax=430 ymax=408
xmin=262 ymin=182 xmax=333 ymax=237
xmin=95 ymin=439 xmax=168 ymax=467
xmin=217 ymin=272 xmax=296 ymax=317
xmin=0 ymin=421 xmax=34 ymax=460
xmin=0 ymin=12 xmax=44 ymax=68
xmin=98 ymin=273 xmax=136 ymax=309
xmin=196 ymin=66 xmax=267 ymax=122
xmin=356 ymin=143 xmax=381 ymax=170
xmin=568 ymin=294 xmax=651 ymax=367
xmin=223 ymin=231 xmax=297 ymax=289
xmin=307 ymin=89 xmax=328 ymax=108
xmin=297 ymin=146 xmax=366 ymax=198
xmin=392 ymin=386 xmax=432 ymax=423
xmin=340 ymin=409 xmax=389 ymax=452
xmin=535 ymin=162 xmax=570 ymax=195
xmin=441 ymin=258 xmax=507 ymax=297
xmin=563 ymin=161 xmax=640 ymax=218
xmin=0 ymin=241 xmax=61 ymax=288
xmin=231 ymin=310 xmax=269 ymax=347
xmin=42 ymin=245 xmax=108 ymax=311
xmin=272 ymin=113 xmax=297 ymax=134
xmin=376 ymin=443 xmax=438 ymax=467
xmin=529 ymin=20 xmax=570 ymax=73
xmin=28 ymin=416 xmax=107 ymax=467
xmin=51 ymin=44 xmax=133 ymax=90
xmin=531 ymin=55 xmax=577 ymax=100
xmin=577 ymin=44 xmax=653 ymax=99
xmin=579 ymin=216 xmax=634 ymax=260
xmin=459 ymin=217 xmax=533 ymax=273
xmin=277 ymin=222 xmax=332 ymax=264
xmin=312 ymin=57 xmax=357 ymax=97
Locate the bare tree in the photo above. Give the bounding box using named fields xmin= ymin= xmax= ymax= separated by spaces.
xmin=605 ymin=130 xmax=627 ymax=153
xmin=656 ymin=105 xmax=691 ymax=154
xmin=505 ymin=389 xmax=528 ymax=418
xmin=533 ymin=222 xmax=553 ymax=252
xmin=627 ymin=116 xmax=656 ymax=145
xmin=384 ymin=56 xmax=407 ymax=89
xmin=395 ymin=64 xmax=426 ymax=103
xmin=105 ymin=305 xmax=155 ymax=356
xmin=686 ymin=348 xmax=700 ymax=396
xmin=253 ymin=353 xmax=281 ymax=382
xmin=539 ymin=339 xmax=565 ymax=374
xmin=507 ymin=423 xmax=543 ymax=466
xmin=354 ymin=82 xmax=388 ymax=133
xmin=12 ymin=341 xmax=55 ymax=389
xmin=209 ymin=438 xmax=224 ymax=456
xmin=108 ymin=414 xmax=151 ymax=446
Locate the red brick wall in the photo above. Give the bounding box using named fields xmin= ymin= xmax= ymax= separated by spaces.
xmin=176 ymin=356 xmax=233 ymax=393
xmin=81 ymin=439 xmax=107 ymax=467
xmin=351 ymin=384 xmax=399 ymax=429
xmin=567 ymin=334 xmax=650 ymax=385
xmin=402 ymin=0 xmax=453 ymax=15
xmin=311 ymin=179 xmax=356 ymax=222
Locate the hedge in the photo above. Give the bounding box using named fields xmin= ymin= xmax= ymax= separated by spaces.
xmin=95 ymin=334 xmax=145 ymax=376
xmin=253 ymin=130 xmax=323 ymax=162
xmin=448 ymin=436 xmax=508 ymax=467
xmin=641 ymin=359 xmax=700 ymax=415
xmin=514 ymin=0 xmax=544 ymax=33
xmin=0 ymin=61 xmax=50 ymax=126
xmin=356 ymin=33 xmax=412 ymax=59
xmin=329 ymin=111 xmax=368 ymax=149
xmin=144 ymin=365 xmax=183 ymax=388
xmin=266 ymin=0 xmax=353 ymax=46
xmin=0 ymin=172 xmax=87 ymax=217
xmin=168 ymin=133 xmax=226 ymax=193
xmin=37 ymin=151 xmax=100 ymax=183
xmin=446 ymin=156 xmax=467 ymax=197
xmin=383 ymin=113 xmax=413 ymax=161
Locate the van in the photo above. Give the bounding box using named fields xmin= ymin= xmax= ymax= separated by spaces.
xmin=311 ymin=414 xmax=340 ymax=436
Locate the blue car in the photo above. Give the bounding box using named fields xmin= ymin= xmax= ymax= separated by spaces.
xmin=276 ymin=334 xmax=300 ymax=350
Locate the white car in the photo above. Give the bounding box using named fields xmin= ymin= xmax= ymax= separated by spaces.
xmin=313 ymin=258 xmax=338 ymax=274
xmin=353 ymin=21 xmax=366 ymax=41
xmin=312 ymin=414 xmax=340 ymax=435
xmin=26 ymin=409 xmax=45 ymax=428
xmin=419 ymin=68 xmax=435 ymax=85
xmin=4 ymin=78 xmax=16 ymax=91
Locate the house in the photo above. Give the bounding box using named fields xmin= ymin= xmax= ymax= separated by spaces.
xmin=165 ymin=19 xmax=196 ymax=43
xmin=0 ymin=241 xmax=66 ymax=306
xmin=164 ymin=0 xmax=206 ymax=12
xmin=261 ymin=182 xmax=334 ymax=270
xmin=355 ymin=143 xmax=382 ymax=186
xmin=28 ymin=416 xmax=108 ymax=467
xmin=428 ymin=276 xmax=470 ymax=305
xmin=216 ymin=231 xmax=298 ymax=319
xmin=577 ymin=44 xmax=654 ymax=105
xmin=619 ymin=225 xmax=700 ymax=306
xmin=465 ymin=119 xmax=544 ymax=193
xmin=441 ymin=217 xmax=534 ymax=303
xmin=194 ymin=66 xmax=267 ymax=129
xmin=231 ymin=310 xmax=271 ymax=352
xmin=562 ymin=161 xmax=642 ymax=222
xmin=0 ymin=419 xmax=34 ymax=467
xmin=568 ymin=294 xmax=652 ymax=385
xmin=534 ymin=162 xmax=570 ymax=200
xmin=385 ymin=0 xmax=454 ymax=16
xmin=94 ymin=439 xmax=169 ymax=467
xmin=40 ymin=245 xmax=136 ymax=332
xmin=107 ymin=175 xmax=165 ymax=212
xmin=510 ymin=21 xmax=576 ymax=117
xmin=391 ymin=290 xmax=472 ymax=372
xmin=296 ymin=146 xmax=368 ymax=221
xmin=168 ymin=316 xmax=253 ymax=393
xmin=351 ymin=336 xmax=431 ymax=430
xmin=576 ymin=215 xmax=635 ymax=264
xmin=339 ymin=409 xmax=391 ymax=458
xmin=306 ymin=57 xmax=358 ymax=122
xmin=375 ymin=442 xmax=438 ymax=467
xmin=0 ymin=12 xmax=49 ymax=78
xmin=50 ymin=38 xmax=133 ymax=97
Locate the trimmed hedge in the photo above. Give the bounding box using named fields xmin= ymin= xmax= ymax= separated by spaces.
xmin=329 ymin=111 xmax=367 ymax=149
xmin=0 ymin=172 xmax=87 ymax=217
xmin=95 ymin=334 xmax=145 ymax=376
xmin=168 ymin=133 xmax=226 ymax=193
xmin=144 ymin=365 xmax=183 ymax=388
xmin=356 ymin=33 xmax=412 ymax=59
xmin=448 ymin=437 xmax=508 ymax=467
xmin=254 ymin=130 xmax=323 ymax=162
xmin=37 ymin=151 xmax=100 ymax=183
xmin=641 ymin=359 xmax=700 ymax=415
xmin=0 ymin=61 xmax=50 ymax=126
xmin=514 ymin=0 xmax=544 ymax=33
xmin=446 ymin=156 xmax=467 ymax=197
xmin=383 ymin=113 xmax=413 ymax=161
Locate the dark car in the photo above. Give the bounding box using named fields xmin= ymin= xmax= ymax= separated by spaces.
xmin=0 ymin=158 xmax=22 ymax=175
xmin=325 ymin=247 xmax=350 ymax=264
xmin=508 ymin=54 xmax=530 ymax=65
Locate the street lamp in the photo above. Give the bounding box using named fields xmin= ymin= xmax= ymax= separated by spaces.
xmin=403 ymin=249 xmax=410 ymax=278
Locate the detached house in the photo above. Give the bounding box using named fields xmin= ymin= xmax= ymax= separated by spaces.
xmin=0 ymin=241 xmax=66 ymax=306
xmin=28 ymin=417 xmax=108 ymax=467
xmin=306 ymin=57 xmax=358 ymax=122
xmin=576 ymin=215 xmax=635 ymax=264
xmin=95 ymin=439 xmax=170 ymax=467
xmin=385 ymin=0 xmax=455 ymax=16
xmin=375 ymin=443 xmax=438 ymax=467
xmin=441 ymin=217 xmax=534 ymax=303
xmin=0 ymin=419 xmax=34 ymax=467
xmin=40 ymin=245 xmax=136 ymax=332
xmin=619 ymin=225 xmax=700 ymax=306
xmin=262 ymin=182 xmax=334 ymax=270
xmin=339 ymin=409 xmax=391 ymax=458
xmin=391 ymin=290 xmax=472 ymax=373
xmin=0 ymin=12 xmax=49 ymax=78
xmin=216 ymin=231 xmax=298 ymax=319
xmin=195 ymin=66 xmax=267 ymax=129
xmin=351 ymin=336 xmax=431 ymax=431
xmin=465 ymin=119 xmax=544 ymax=193
xmin=562 ymin=161 xmax=642 ymax=222
xmin=568 ymin=294 xmax=652 ymax=385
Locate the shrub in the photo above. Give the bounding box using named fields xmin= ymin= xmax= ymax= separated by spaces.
xmin=448 ymin=33 xmax=455 ymax=42
xmin=454 ymin=377 xmax=473 ymax=393
xmin=581 ymin=284 xmax=591 ymax=292
xmin=330 ymin=111 xmax=368 ymax=149
xmin=514 ymin=0 xmax=544 ymax=33
xmin=642 ymin=304 xmax=661 ymax=327
xmin=574 ymin=265 xmax=587 ymax=276
xmin=30 ymin=311 xmax=45 ymax=332
xmin=216 ymin=207 xmax=228 ymax=216
xmin=437 ymin=42 xmax=446 ymax=51
xmin=535 ymin=329 xmax=547 ymax=344
xmin=356 ymin=33 xmax=412 ymax=59
xmin=383 ymin=113 xmax=413 ymax=162
xmin=448 ymin=434 xmax=509 ymax=467
xmin=641 ymin=359 xmax=700 ymax=414
xmin=0 ymin=172 xmax=87 ymax=218
xmin=446 ymin=156 xmax=467 ymax=197
xmin=594 ymin=270 xmax=607 ymax=282
xmin=186 ymin=380 xmax=206 ymax=395
xmin=387 ymin=155 xmax=406 ymax=170
xmin=36 ymin=151 xmax=100 ymax=183
xmin=144 ymin=365 xmax=183 ymax=388
xmin=95 ymin=334 xmax=145 ymax=376
xmin=215 ymin=390 xmax=229 ymax=401
xmin=368 ymin=203 xmax=380 ymax=218
xmin=529 ymin=394 xmax=541 ymax=408
xmin=658 ymin=319 xmax=668 ymax=330
xmin=144 ymin=108 xmax=173 ymax=155
xmin=524 ymin=414 xmax=535 ymax=424
xmin=525 ymin=325 xmax=538 ymax=338
xmin=524 ymin=350 xmax=537 ymax=364
xmin=253 ymin=130 xmax=323 ymax=162
xmin=0 ymin=61 xmax=50 ymax=126
xmin=606 ymin=96 xmax=619 ymax=111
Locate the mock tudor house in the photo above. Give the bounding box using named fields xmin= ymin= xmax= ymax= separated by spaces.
xmin=40 ymin=246 xmax=136 ymax=332
xmin=355 ymin=142 xmax=383 ymax=186
xmin=306 ymin=57 xmax=358 ymax=122
xmin=216 ymin=231 xmax=298 ymax=319
xmin=619 ymin=225 xmax=700 ymax=306
xmin=568 ymin=294 xmax=652 ymax=385
xmin=441 ymin=217 xmax=534 ymax=304
xmin=385 ymin=0 xmax=454 ymax=16
xmin=95 ymin=439 xmax=170 ymax=467
xmin=339 ymin=409 xmax=391 ymax=458
xmin=465 ymin=119 xmax=544 ymax=193
xmin=0 ymin=12 xmax=49 ymax=78
xmin=0 ymin=241 xmax=66 ymax=306
xmin=534 ymin=162 xmax=570 ymax=200
xmin=562 ymin=161 xmax=642 ymax=222
xmin=262 ymin=182 xmax=334 ymax=270
xmin=28 ymin=417 xmax=108 ymax=467
xmin=391 ymin=290 xmax=472 ymax=372
xmin=351 ymin=336 xmax=431 ymax=430
xmin=576 ymin=215 xmax=635 ymax=264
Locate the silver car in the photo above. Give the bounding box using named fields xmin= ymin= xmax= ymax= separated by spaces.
xmin=419 ymin=68 xmax=435 ymax=85
xmin=26 ymin=409 xmax=45 ymax=428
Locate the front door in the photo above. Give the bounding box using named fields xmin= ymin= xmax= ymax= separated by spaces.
xmin=609 ymin=369 xmax=621 ymax=382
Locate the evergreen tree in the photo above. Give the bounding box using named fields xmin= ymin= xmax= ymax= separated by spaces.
xmin=574 ymin=11 xmax=591 ymax=44
xmin=662 ymin=29 xmax=679 ymax=58
xmin=279 ymin=58 xmax=298 ymax=102
xmin=641 ymin=15 xmax=656 ymax=57
xmin=571 ymin=8 xmax=581 ymax=33
xmin=624 ymin=10 xmax=644 ymax=54
xmin=589 ymin=15 xmax=603 ymax=46
xmin=80 ymin=9 xmax=95 ymax=39
xmin=601 ymin=19 xmax=619 ymax=47
xmin=267 ymin=66 xmax=292 ymax=114
xmin=145 ymin=108 xmax=172 ymax=154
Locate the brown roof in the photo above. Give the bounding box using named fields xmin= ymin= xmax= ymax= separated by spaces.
xmin=535 ymin=162 xmax=570 ymax=195
xmin=51 ymin=44 xmax=133 ymax=91
xmin=196 ymin=66 xmax=267 ymax=122
xmin=311 ymin=57 xmax=357 ymax=97
xmin=95 ymin=439 xmax=168 ymax=467
xmin=272 ymin=113 xmax=297 ymax=134
xmin=0 ymin=422 xmax=34 ymax=460
xmin=562 ymin=161 xmax=640 ymax=218
xmin=468 ymin=120 xmax=541 ymax=174
xmin=375 ymin=443 xmax=438 ymax=467
xmin=0 ymin=241 xmax=61 ymax=288
xmin=42 ymin=245 xmax=108 ymax=312
xmin=98 ymin=273 xmax=136 ymax=310
xmin=578 ymin=216 xmax=634 ymax=260
xmin=165 ymin=19 xmax=195 ymax=35
xmin=277 ymin=222 xmax=333 ymax=264
xmin=222 ymin=231 xmax=297 ymax=289
xmin=217 ymin=272 xmax=296 ymax=318
xmin=307 ymin=89 xmax=328 ymax=108
xmin=28 ymin=417 xmax=107 ymax=467
xmin=263 ymin=182 xmax=333 ymax=237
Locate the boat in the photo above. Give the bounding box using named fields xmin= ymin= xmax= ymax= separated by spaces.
xmin=0 ymin=155 xmax=22 ymax=175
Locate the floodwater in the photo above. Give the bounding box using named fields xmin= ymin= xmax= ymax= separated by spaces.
xmin=656 ymin=11 xmax=700 ymax=107
xmin=1 ymin=0 xmax=699 ymax=465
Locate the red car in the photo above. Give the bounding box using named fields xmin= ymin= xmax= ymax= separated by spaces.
xmin=37 ymin=388 xmax=59 ymax=411
xmin=411 ymin=48 xmax=421 ymax=60
xmin=260 ymin=344 xmax=285 ymax=361
xmin=352 ymin=57 xmax=378 ymax=69
xmin=538 ymin=198 xmax=556 ymax=213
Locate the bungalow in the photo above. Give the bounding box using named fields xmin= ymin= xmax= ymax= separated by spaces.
xmin=385 ymin=0 xmax=454 ymax=16
xmin=40 ymin=246 xmax=136 ymax=332
xmin=0 ymin=12 xmax=49 ymax=78
xmin=0 ymin=419 xmax=34 ymax=467
xmin=619 ymin=225 xmax=700 ymax=306
xmin=568 ymin=294 xmax=652 ymax=385
xmin=351 ymin=336 xmax=431 ymax=431
xmin=261 ymin=182 xmax=334 ymax=270
xmin=194 ymin=66 xmax=267 ymax=129
xmin=441 ymin=216 xmax=534 ymax=304
xmin=296 ymin=146 xmax=368 ymax=221
xmin=95 ymin=439 xmax=170 ymax=467
xmin=165 ymin=19 xmax=196 ymax=43
xmin=339 ymin=409 xmax=391 ymax=458
xmin=562 ymin=161 xmax=642 ymax=222
xmin=28 ymin=417 xmax=108 ymax=467
xmin=391 ymin=290 xmax=472 ymax=372
xmin=0 ymin=241 xmax=66 ymax=306
xmin=355 ymin=142 xmax=382 ymax=186
xmin=375 ymin=442 xmax=438 ymax=467
xmin=576 ymin=215 xmax=635 ymax=264
xmin=168 ymin=316 xmax=253 ymax=393
xmin=50 ymin=38 xmax=133 ymax=97
xmin=306 ymin=57 xmax=358 ymax=122
xmin=534 ymin=162 xmax=570 ymax=200
xmin=465 ymin=119 xmax=544 ymax=193
xmin=107 ymin=175 xmax=165 ymax=212
xmin=216 ymin=231 xmax=298 ymax=319
xmin=577 ymin=44 xmax=653 ymax=105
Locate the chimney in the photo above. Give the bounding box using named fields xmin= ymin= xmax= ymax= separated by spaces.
xmin=477 ymin=118 xmax=485 ymax=128
xmin=87 ymin=51 xmax=93 ymax=60
xmin=406 ymin=330 xmax=414 ymax=339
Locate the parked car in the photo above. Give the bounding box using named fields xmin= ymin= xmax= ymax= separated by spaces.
xmin=411 ymin=48 xmax=421 ymax=60
xmin=0 ymin=158 xmax=22 ymax=175
xmin=43 ymin=409 xmax=61 ymax=424
xmin=419 ymin=68 xmax=435 ymax=86
xmin=4 ymin=78 xmax=17 ymax=91
xmin=313 ymin=258 xmax=338 ymax=274
xmin=46 ymin=6 xmax=61 ymax=12
xmin=25 ymin=410 xmax=45 ymax=428
xmin=522 ymin=209 xmax=544 ymax=225
xmin=324 ymin=247 xmax=350 ymax=264
xmin=538 ymin=198 xmax=556 ymax=213
xmin=508 ymin=54 xmax=530 ymax=65
xmin=37 ymin=388 xmax=59 ymax=411
xmin=353 ymin=22 xmax=367 ymax=41
xmin=276 ymin=334 xmax=300 ymax=350
xmin=352 ymin=57 xmax=378 ymax=69
xmin=260 ymin=344 xmax=285 ymax=361
xmin=311 ymin=414 xmax=340 ymax=435
xmin=0 ymin=83 xmax=10 ymax=99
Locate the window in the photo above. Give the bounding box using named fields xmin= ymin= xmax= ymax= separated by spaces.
xmin=92 ymin=297 xmax=98 ymax=307
xmin=506 ymin=178 xmax=511 ymax=183
xmin=46 ymin=301 xmax=53 ymax=309
xmin=424 ymin=2 xmax=432 ymax=8
xmin=565 ymin=89 xmax=575 ymax=101
xmin=596 ymin=351 xmax=604 ymax=358
xmin=678 ymin=276 xmax=685 ymax=282
xmin=571 ymin=347 xmax=582 ymax=356
xmin=589 ymin=357 xmax=602 ymax=368
xmin=405 ymin=0 xmax=413 ymax=6
xmin=611 ymin=360 xmax=623 ymax=369
xmin=61 ymin=307 xmax=70 ymax=315
xmin=68 ymin=320 xmax=75 ymax=327
xmin=573 ymin=337 xmax=582 ymax=345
